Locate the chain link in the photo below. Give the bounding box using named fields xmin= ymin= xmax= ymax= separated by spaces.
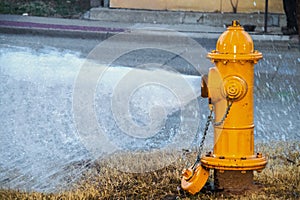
xmin=191 ymin=99 xmax=233 ymax=170
xmin=213 ymin=100 xmax=233 ymax=126
xmin=192 ymin=108 xmax=213 ymax=170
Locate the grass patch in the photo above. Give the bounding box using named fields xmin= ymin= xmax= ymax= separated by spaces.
xmin=0 ymin=142 xmax=299 ymax=199
xmin=0 ymin=0 xmax=90 ymax=18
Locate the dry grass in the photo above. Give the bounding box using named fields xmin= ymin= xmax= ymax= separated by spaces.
xmin=0 ymin=142 xmax=299 ymax=200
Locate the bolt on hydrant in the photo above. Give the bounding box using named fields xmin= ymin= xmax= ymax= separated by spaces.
xmin=181 ymin=20 xmax=267 ymax=194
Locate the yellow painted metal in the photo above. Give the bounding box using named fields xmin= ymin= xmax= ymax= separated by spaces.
xmin=181 ymin=165 xmax=209 ymax=195
xmin=201 ymin=20 xmax=267 ymax=171
xmin=181 ymin=20 xmax=267 ymax=195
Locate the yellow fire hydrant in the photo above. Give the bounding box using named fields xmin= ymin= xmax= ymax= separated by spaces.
xmin=181 ymin=20 xmax=267 ymax=194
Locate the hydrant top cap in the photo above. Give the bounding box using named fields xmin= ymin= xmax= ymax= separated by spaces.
xmin=215 ymin=21 xmax=254 ymax=55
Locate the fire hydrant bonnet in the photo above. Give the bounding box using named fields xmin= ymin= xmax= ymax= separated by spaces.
xmin=207 ymin=20 xmax=262 ymax=62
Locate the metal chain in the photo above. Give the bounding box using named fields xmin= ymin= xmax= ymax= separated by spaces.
xmin=213 ymin=100 xmax=233 ymax=126
xmin=191 ymin=99 xmax=233 ymax=170
xmin=191 ymin=108 xmax=213 ymax=170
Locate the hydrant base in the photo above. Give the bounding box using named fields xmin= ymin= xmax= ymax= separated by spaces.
xmin=215 ymin=170 xmax=255 ymax=192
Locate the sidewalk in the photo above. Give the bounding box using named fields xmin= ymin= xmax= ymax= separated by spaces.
xmin=0 ymin=8 xmax=295 ymax=42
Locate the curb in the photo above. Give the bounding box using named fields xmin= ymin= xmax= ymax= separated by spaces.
xmin=0 ymin=26 xmax=115 ymax=40
xmin=0 ymin=19 xmax=124 ymax=39
xmin=0 ymin=14 xmax=294 ymax=42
